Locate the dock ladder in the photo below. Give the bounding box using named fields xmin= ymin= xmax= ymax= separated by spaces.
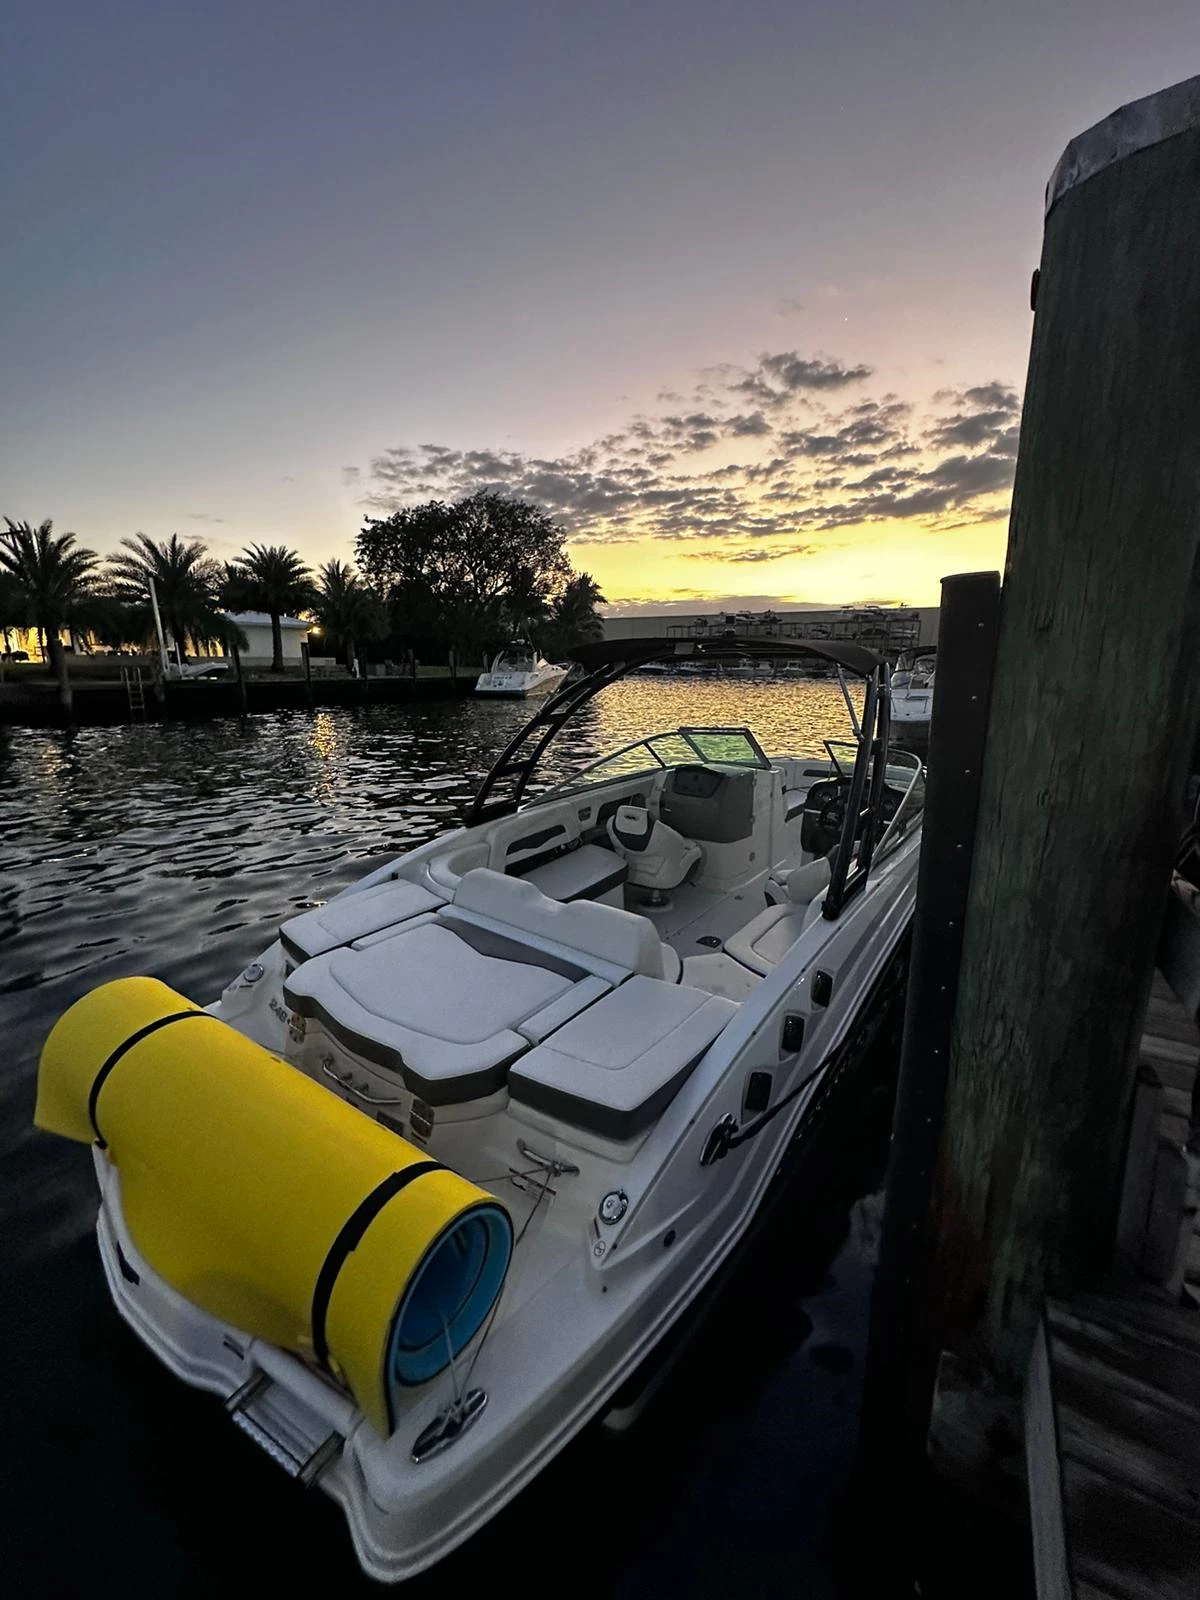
xmin=121 ymin=666 xmax=147 ymax=720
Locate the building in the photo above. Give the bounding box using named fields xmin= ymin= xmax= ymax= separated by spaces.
xmin=222 ymin=611 xmax=312 ymax=666
xmin=602 ymin=605 xmax=939 ymax=656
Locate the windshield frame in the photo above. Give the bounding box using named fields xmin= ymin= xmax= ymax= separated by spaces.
xmin=536 ymin=724 xmax=769 ymax=803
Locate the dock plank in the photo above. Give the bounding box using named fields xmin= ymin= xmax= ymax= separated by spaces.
xmin=1035 ymin=976 xmax=1200 ymax=1599
xmin=1061 ymin=1457 xmax=1200 ymax=1600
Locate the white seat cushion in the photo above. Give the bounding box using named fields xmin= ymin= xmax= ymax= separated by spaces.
xmin=781 ymin=856 xmax=832 ymax=905
xmin=452 ymin=868 xmax=664 ymax=979
xmin=284 ymin=920 xmax=571 ymax=1104
xmin=509 ymin=978 xmax=736 ymax=1140
xmin=765 ymin=854 xmax=831 ymax=909
xmin=280 ymin=879 xmax=444 ymax=963
xmin=724 ymin=901 xmax=822 ymax=976
xmin=520 ymin=844 xmax=628 ymax=903
xmin=517 ymin=975 xmax=612 ymax=1044
xmin=680 ymin=952 xmax=763 ymax=1001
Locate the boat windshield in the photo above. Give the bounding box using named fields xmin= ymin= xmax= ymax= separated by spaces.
xmin=493 ymin=647 xmax=535 ymax=673
xmin=893 ymin=650 xmax=935 ymax=687
xmin=539 ymin=725 xmax=769 ymax=799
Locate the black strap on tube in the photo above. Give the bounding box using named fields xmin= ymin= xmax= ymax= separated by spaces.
xmin=88 ymin=1009 xmax=208 ymax=1147
xmin=310 ymin=1160 xmax=445 ymax=1370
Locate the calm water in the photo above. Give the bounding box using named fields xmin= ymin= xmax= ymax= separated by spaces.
xmin=0 ymin=679 xmax=896 ymax=1597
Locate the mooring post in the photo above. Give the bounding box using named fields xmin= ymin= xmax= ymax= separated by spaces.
xmin=935 ymin=75 xmax=1200 ymax=1388
xmin=230 ymin=640 xmax=248 ymax=719
xmin=859 ymin=571 xmax=1001 ymax=1478
xmin=301 ymin=639 xmax=314 ymax=710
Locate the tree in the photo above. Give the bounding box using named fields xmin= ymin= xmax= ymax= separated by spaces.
xmin=541 ymin=572 xmax=606 ymax=660
xmin=106 ymin=533 xmax=223 ymax=662
xmin=0 ymin=518 xmax=100 ymax=715
xmin=312 ymin=560 xmax=386 ymax=672
xmin=223 ymin=543 xmax=316 ymax=671
xmin=356 ymin=492 xmax=571 ymax=663
xmin=80 ymin=591 xmax=151 ymax=654
xmin=0 ymin=570 xmax=24 ymax=656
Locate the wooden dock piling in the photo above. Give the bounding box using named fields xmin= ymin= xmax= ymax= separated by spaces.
xmin=860 ymin=570 xmax=1001 ymax=1472
xmin=933 ymin=74 xmax=1200 ymax=1388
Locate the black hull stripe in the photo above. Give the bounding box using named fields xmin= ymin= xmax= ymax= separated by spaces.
xmin=88 ymin=1009 xmax=207 ymax=1146
xmin=311 ymin=1160 xmax=445 ymax=1370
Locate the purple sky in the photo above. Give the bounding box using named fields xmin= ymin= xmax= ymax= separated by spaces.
xmin=5 ymin=2 xmax=1200 ymax=608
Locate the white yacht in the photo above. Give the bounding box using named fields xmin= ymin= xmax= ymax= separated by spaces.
xmin=890 ymin=646 xmax=936 ymax=735
xmin=475 ymin=640 xmax=569 ymax=699
xmin=35 ymin=636 xmax=923 ymax=1584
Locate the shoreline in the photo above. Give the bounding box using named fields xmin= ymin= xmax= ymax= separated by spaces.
xmin=0 ymin=673 xmax=479 ymax=728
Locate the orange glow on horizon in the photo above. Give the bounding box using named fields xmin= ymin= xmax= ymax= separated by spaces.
xmin=573 ymin=509 xmax=1011 ymax=614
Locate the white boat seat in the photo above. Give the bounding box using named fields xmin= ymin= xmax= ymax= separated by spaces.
xmin=765 ymin=855 xmax=832 ymax=908
xmin=725 ymin=857 xmax=831 ymax=976
xmin=606 ymin=806 xmax=702 ymax=894
xmin=279 ymin=878 xmax=445 ymax=964
xmin=284 ymin=919 xmax=609 ymax=1105
xmin=447 ymin=868 xmax=669 ymax=982
xmin=282 ymin=868 xmax=678 ymax=1104
xmin=519 ymin=843 xmax=628 ymax=903
xmin=508 ymin=977 xmax=737 ymax=1140
xmin=680 ymin=952 xmax=763 ymax=1001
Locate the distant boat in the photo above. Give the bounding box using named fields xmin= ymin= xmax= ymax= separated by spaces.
xmin=475 ymin=641 xmax=569 ymax=699
xmin=891 ymin=647 xmax=936 ymax=734
xmin=166 ymin=659 xmax=230 ymax=681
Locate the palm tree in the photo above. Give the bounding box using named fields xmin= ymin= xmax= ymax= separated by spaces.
xmin=1 ymin=518 xmax=100 ymax=715
xmin=501 ymin=564 xmax=551 ymax=641
xmin=543 ymin=572 xmax=606 ymax=659
xmin=0 ymin=570 xmax=24 ymax=656
xmin=312 ymin=559 xmax=385 ymax=672
xmin=80 ymin=591 xmax=151 ymax=655
xmin=106 ymin=533 xmax=223 ymax=663
xmin=224 ymin=544 xmax=316 ymax=672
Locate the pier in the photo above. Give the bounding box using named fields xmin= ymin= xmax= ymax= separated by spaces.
xmin=0 ymin=666 xmax=477 ymax=727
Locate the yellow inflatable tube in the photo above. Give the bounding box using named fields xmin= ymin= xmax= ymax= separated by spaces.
xmin=36 ymin=976 xmax=512 ymax=1437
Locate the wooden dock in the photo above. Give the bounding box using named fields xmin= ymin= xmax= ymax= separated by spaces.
xmin=1029 ymin=973 xmax=1200 ymax=1599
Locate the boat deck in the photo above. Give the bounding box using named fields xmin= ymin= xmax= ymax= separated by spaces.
xmin=630 ymin=874 xmax=773 ymax=958
xmin=1031 ymin=976 xmax=1200 ymax=1599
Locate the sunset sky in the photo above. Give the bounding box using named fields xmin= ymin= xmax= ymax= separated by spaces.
xmin=6 ymin=2 xmax=1200 ymax=612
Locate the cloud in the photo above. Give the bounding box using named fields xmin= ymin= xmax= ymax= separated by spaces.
xmin=355 ymin=348 xmax=1019 ymax=548
xmin=685 ymin=542 xmax=825 ymax=564
xmin=926 ymin=382 xmax=1021 ymax=451
xmin=735 ymin=351 xmax=874 ymax=408
xmin=726 ymin=411 xmax=772 ymax=438
xmin=776 ymin=296 xmax=805 ymax=317
xmin=185 ymin=511 xmax=225 ymax=523
xmin=603 ymin=591 xmax=838 ymax=616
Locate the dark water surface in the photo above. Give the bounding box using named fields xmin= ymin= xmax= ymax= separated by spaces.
xmin=0 ymin=681 xmax=896 ymax=1598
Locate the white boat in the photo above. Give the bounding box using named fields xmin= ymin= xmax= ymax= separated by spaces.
xmin=890 ymin=646 xmax=936 ymax=733
xmin=475 ymin=641 xmax=569 ymax=698
xmin=35 ymin=636 xmax=923 ymax=1583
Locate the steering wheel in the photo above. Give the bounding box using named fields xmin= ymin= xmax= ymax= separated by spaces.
xmin=818 ymin=797 xmax=847 ymax=836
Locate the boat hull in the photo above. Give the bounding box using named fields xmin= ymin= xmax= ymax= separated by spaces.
xmin=474 ymin=667 xmax=568 ymax=699
xmin=87 ymin=852 xmax=915 ymax=1583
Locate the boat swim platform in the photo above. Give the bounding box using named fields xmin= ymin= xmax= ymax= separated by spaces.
xmin=1028 ymin=974 xmax=1200 ymax=1600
